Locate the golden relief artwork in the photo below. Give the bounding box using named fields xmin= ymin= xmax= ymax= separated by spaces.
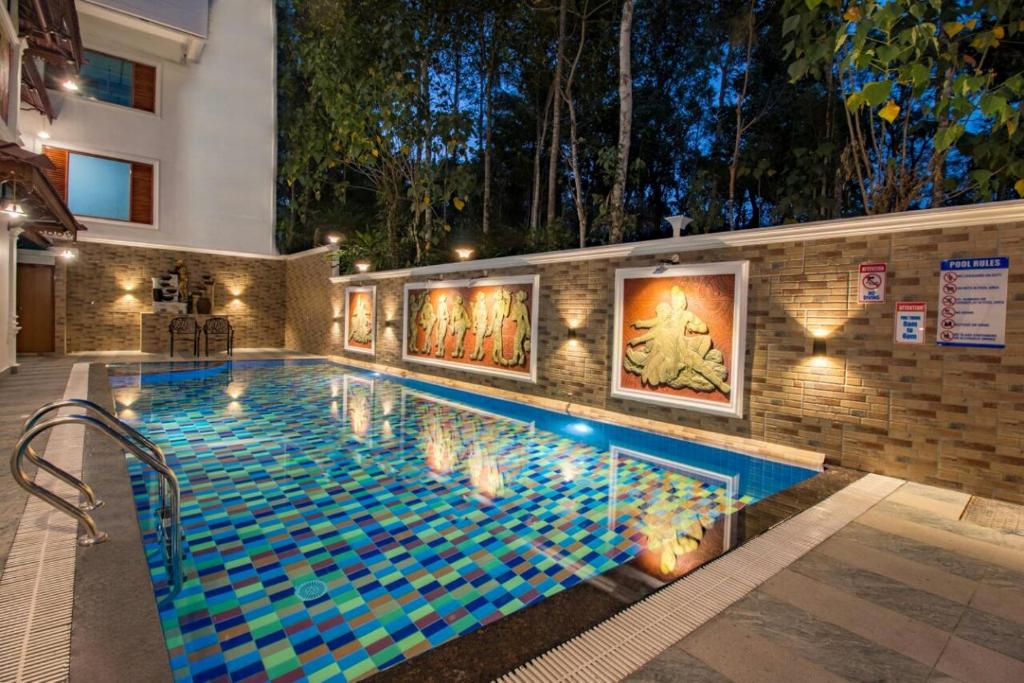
xmin=614 ymin=263 xmax=747 ymax=416
xmin=344 ymin=287 xmax=376 ymax=354
xmin=404 ymin=276 xmax=538 ymax=380
xmin=624 ymin=285 xmax=730 ymax=395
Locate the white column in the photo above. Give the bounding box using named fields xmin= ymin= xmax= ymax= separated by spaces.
xmin=2 ymin=224 xmax=22 ymax=372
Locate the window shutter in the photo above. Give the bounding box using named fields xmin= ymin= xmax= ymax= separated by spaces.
xmin=132 ymin=63 xmax=156 ymax=112
xmin=130 ymin=162 xmax=154 ymax=224
xmin=41 ymin=146 xmax=69 ymax=201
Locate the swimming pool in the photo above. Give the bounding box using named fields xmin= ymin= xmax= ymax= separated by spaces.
xmin=108 ymin=359 xmax=816 ymax=681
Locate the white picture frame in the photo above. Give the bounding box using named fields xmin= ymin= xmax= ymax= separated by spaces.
xmin=343 ymin=285 xmax=376 ymax=356
xmin=402 ymin=274 xmax=540 ymax=383
xmin=611 ymin=261 xmax=749 ymax=418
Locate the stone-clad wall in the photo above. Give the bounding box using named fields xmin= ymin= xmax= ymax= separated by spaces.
xmin=286 ymin=222 xmax=1024 ymax=503
xmin=61 ymin=241 xmax=286 ymax=352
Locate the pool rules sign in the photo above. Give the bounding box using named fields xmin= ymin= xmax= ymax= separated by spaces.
xmin=937 ymin=257 xmax=1009 ymax=349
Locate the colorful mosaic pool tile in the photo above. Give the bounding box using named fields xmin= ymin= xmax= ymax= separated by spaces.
xmin=111 ymin=361 xmax=810 ymax=682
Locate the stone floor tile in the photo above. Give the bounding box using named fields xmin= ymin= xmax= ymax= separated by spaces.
xmin=934 ymin=636 xmax=1024 ymax=683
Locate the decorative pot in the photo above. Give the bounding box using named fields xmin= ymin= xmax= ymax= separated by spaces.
xmin=196 ymin=297 xmax=212 ymax=315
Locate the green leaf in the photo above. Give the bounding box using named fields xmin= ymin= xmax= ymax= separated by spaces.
xmin=969 ymin=169 xmax=993 ymax=187
xmin=935 ymin=124 xmax=965 ymax=152
xmin=782 ymin=14 xmax=800 ymax=37
xmin=804 ymin=0 xmax=822 ymax=8
xmin=980 ymin=94 xmax=1007 ymax=118
xmin=788 ymin=58 xmax=809 ymax=81
xmin=862 ymin=81 xmax=893 ymax=106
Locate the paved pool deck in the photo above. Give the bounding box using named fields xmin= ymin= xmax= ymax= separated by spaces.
xmin=625 ymin=482 xmax=1024 ymax=683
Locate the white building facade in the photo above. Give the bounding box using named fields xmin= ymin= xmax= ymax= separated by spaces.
xmin=19 ymin=0 xmax=277 ymax=256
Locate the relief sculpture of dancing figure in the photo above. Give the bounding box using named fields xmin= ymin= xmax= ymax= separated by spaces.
xmin=418 ymin=295 xmax=436 ymax=354
xmin=508 ymin=290 xmax=531 ymax=367
xmin=450 ymin=295 xmax=470 ymax=358
xmin=625 ymin=285 xmax=730 ymax=394
xmin=488 ymin=289 xmax=512 ymax=366
xmin=469 ymin=292 xmax=489 ymax=360
xmin=434 ymin=294 xmax=450 ymax=358
xmin=407 ymin=291 xmax=426 ymax=353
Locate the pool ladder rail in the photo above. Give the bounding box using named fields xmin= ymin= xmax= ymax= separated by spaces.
xmin=10 ymin=398 xmax=184 ymax=599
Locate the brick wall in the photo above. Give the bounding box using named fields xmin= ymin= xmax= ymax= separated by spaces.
xmin=62 ymin=241 xmax=286 ymax=352
xmin=285 ymin=222 xmax=1024 ymax=503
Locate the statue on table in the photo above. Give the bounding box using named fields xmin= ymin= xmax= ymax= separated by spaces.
xmin=508 ymin=289 xmax=531 ymax=367
xmin=624 ymin=285 xmax=730 ymax=394
xmin=433 ymin=294 xmax=450 ymax=358
xmin=469 ymin=292 xmax=489 ymax=360
xmin=450 ymin=294 xmax=470 ymax=358
xmin=173 ymin=260 xmax=190 ymax=305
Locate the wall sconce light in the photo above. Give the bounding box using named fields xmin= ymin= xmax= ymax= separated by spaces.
xmin=59 ymin=248 xmax=77 ymax=260
xmin=354 ymin=260 xmax=371 ymax=273
xmin=61 ymin=79 xmax=79 ymax=92
xmin=37 ymin=130 xmax=51 ymax=140
xmin=326 ymin=234 xmax=340 ymax=246
xmin=384 ymin=319 xmax=396 ymax=329
xmin=812 ymin=329 xmax=827 ymax=356
xmin=455 ymin=246 xmax=474 ymax=261
xmin=567 ymin=327 xmax=578 ymax=341
xmin=2 ymin=179 xmax=27 ymax=220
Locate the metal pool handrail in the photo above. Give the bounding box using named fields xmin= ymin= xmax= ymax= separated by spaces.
xmin=22 ymin=398 xmax=169 ymax=509
xmin=10 ymin=410 xmax=184 ymax=598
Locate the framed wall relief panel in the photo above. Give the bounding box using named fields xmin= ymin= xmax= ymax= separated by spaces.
xmin=343 ymin=286 xmax=376 ymax=355
xmin=612 ymin=261 xmax=749 ymax=418
xmin=402 ymin=275 xmax=539 ymax=382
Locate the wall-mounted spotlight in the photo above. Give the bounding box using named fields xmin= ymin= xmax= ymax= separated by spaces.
xmin=326 ymin=234 xmax=340 ymax=246
xmin=455 ymin=246 xmax=474 ymax=261
xmin=567 ymin=327 xmax=578 ymax=341
xmin=354 ymin=260 xmax=371 ymax=273
xmin=384 ymin=319 xmax=396 ymax=329
xmin=812 ymin=329 xmax=828 ymax=356
xmin=61 ymin=79 xmax=79 ymax=92
xmin=37 ymin=131 xmax=51 ymax=140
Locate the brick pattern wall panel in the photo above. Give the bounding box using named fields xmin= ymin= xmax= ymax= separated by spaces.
xmin=286 ymin=222 xmax=1024 ymax=503
xmin=64 ymin=241 xmax=285 ymax=353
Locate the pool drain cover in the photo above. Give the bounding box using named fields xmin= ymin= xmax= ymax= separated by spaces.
xmin=296 ymin=579 xmax=328 ymax=602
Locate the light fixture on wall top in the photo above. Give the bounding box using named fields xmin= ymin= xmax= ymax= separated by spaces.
xmin=354 ymin=260 xmax=371 ymax=273
xmin=455 ymin=246 xmax=474 ymax=261
xmin=326 ymin=234 xmax=340 ymax=246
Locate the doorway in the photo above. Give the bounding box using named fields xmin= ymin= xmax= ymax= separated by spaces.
xmin=16 ymin=263 xmax=55 ymax=353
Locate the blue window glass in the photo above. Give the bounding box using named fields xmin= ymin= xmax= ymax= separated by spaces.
xmin=79 ymin=50 xmax=133 ymax=107
xmin=67 ymin=152 xmax=132 ymax=221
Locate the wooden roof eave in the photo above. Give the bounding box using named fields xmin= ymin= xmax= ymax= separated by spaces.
xmin=19 ymin=54 xmax=55 ymax=121
xmin=0 ymin=159 xmax=82 ymax=241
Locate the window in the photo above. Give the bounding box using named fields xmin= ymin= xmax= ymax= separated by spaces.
xmin=46 ymin=49 xmax=156 ymax=112
xmin=42 ymin=146 xmax=155 ymax=225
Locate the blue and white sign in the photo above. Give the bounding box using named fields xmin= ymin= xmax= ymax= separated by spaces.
xmin=937 ymin=257 xmax=1009 ymax=348
xmin=895 ymin=302 xmax=926 ymax=345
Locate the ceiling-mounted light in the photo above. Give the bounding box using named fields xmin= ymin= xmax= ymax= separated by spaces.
xmin=61 ymin=79 xmax=80 ymax=92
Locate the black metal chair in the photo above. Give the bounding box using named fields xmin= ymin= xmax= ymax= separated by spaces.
xmin=168 ymin=317 xmax=199 ymax=357
xmin=203 ymin=317 xmax=234 ymax=356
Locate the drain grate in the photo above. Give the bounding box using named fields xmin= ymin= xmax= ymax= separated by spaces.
xmin=296 ymin=579 xmax=328 ymax=602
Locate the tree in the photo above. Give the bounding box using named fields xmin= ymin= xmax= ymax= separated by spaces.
xmin=782 ymin=0 xmax=1024 ymax=213
xmin=608 ymin=0 xmax=635 ymax=243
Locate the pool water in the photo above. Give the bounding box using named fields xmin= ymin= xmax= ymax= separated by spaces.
xmin=109 ymin=360 xmax=815 ymax=682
